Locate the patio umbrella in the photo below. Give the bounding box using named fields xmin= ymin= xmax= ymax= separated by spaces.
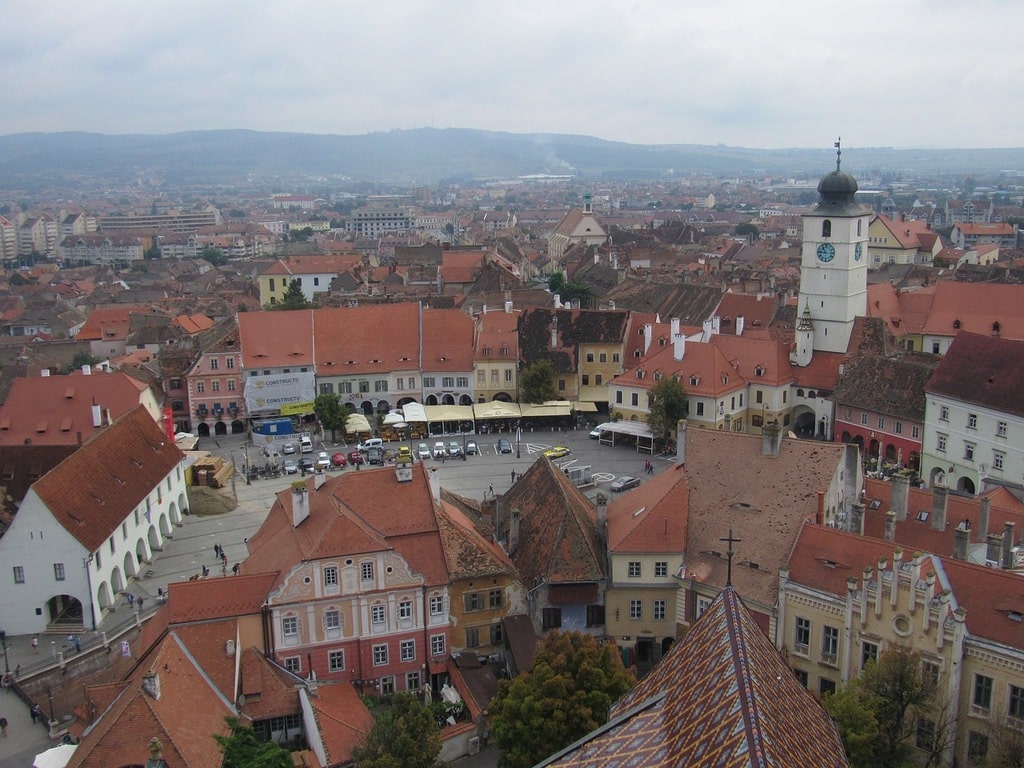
xmin=33 ymin=743 xmax=77 ymax=768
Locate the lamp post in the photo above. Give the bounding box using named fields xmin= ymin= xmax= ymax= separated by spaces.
xmin=46 ymin=686 xmax=55 ymax=722
xmin=83 ymin=553 xmax=97 ymax=631
xmin=0 ymin=630 xmax=9 ymax=674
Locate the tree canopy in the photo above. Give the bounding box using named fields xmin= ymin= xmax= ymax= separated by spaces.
xmin=490 ymin=630 xmax=636 ymax=768
xmin=269 ymin=279 xmax=312 ymax=311
xmin=314 ymin=393 xmax=349 ymax=442
xmin=647 ymin=376 xmax=688 ymax=442
xmin=351 ymin=693 xmax=444 ymax=768
xmin=214 ymin=716 xmax=292 ymax=768
xmin=519 ymin=360 xmax=557 ymax=404
xmin=824 ymin=645 xmax=941 ymax=768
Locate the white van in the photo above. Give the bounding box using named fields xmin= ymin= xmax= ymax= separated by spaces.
xmin=299 ymin=434 xmax=314 ymax=454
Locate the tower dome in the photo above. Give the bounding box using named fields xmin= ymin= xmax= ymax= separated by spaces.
xmin=813 ymin=138 xmax=867 ymax=215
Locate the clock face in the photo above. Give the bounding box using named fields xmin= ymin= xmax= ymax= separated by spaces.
xmin=854 ymin=243 xmax=863 ymax=261
xmin=816 ymin=243 xmax=836 ymax=263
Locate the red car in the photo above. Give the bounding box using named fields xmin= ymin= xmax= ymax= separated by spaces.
xmin=331 ymin=452 xmax=347 ymax=467
xmin=347 ymin=451 xmax=364 ymax=465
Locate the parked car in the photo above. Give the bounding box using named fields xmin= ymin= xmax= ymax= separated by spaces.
xmin=543 ymin=446 xmax=571 ymax=459
xmin=283 ymin=459 xmax=298 ymax=475
xmin=433 ymin=441 xmax=447 ymax=458
xmin=610 ymin=476 xmax=641 ymax=492
xmin=299 ymin=457 xmax=315 ymax=473
xmin=299 ymin=435 xmax=314 ymax=454
xmin=397 ymin=446 xmax=414 ymax=463
xmin=448 ymin=442 xmax=462 ymax=458
xmin=282 ymin=442 xmax=297 ymax=454
xmin=589 ymin=428 xmax=602 ymax=440
xmin=497 ymin=438 xmax=512 ymax=454
xmin=465 ymin=439 xmax=478 ymax=455
xmin=315 ymin=451 xmax=331 ymax=470
xmin=417 ymin=442 xmax=432 ymax=459
xmin=347 ymin=451 xmax=365 ymax=465
xmin=366 ymin=446 xmax=385 ymax=465
xmin=330 ymin=452 xmax=347 ymax=467
xmin=357 ymin=437 xmax=384 ymax=452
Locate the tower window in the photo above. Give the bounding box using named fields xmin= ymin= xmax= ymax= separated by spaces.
xmin=822 ymin=220 xmax=832 ymax=237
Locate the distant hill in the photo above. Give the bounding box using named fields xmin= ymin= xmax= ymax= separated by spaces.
xmin=1 ymin=128 xmax=1023 ymax=187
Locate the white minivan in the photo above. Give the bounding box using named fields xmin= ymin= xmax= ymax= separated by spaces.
xmin=299 ymin=434 xmax=314 ymax=454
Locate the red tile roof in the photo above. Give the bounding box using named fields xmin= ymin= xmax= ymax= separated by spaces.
xmin=926 ymin=332 xmax=1024 ymax=417
xmin=921 ymin=282 xmax=1024 ymax=339
xmin=32 ymin=406 xmax=184 ymax=551
xmin=422 ymin=308 xmax=474 ymax=371
xmin=607 ymin=465 xmax=688 ymax=553
xmin=310 ymin=680 xmax=375 ymax=765
xmin=0 ymin=369 xmax=154 ymax=446
xmin=76 ymin=304 xmax=161 ymax=341
xmin=167 ymin=572 xmax=279 ymax=623
xmin=238 ymin=309 xmax=315 ymax=368
xmin=313 ymin=304 xmax=420 ymax=376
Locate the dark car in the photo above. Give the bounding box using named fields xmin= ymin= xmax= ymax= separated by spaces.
xmin=610 ymin=476 xmax=641 ymax=492
xmin=465 ymin=439 xmax=478 ymax=455
xmin=497 ymin=439 xmax=512 ymax=454
xmin=299 ymin=457 xmax=315 ymax=473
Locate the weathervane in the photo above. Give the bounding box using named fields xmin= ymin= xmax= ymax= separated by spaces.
xmin=719 ymin=529 xmax=741 ymax=587
xmin=834 ymin=136 xmax=842 ymax=171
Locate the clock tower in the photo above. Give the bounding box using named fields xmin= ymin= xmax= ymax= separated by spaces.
xmin=793 ymin=140 xmax=871 ymax=359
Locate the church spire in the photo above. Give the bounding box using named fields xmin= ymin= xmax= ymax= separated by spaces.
xmin=834 ymin=136 xmax=842 ymax=172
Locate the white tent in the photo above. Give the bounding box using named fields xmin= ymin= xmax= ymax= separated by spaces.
xmin=33 ymin=744 xmax=77 ymax=768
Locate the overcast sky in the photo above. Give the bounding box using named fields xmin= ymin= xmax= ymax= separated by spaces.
xmin=3 ymin=1 xmax=1021 ymax=149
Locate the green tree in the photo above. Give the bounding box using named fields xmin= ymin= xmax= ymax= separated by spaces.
xmin=351 ymin=693 xmax=443 ymax=768
xmin=314 ymin=393 xmax=346 ymax=442
xmin=558 ymin=281 xmax=592 ymax=305
xmin=268 ymin=279 xmax=312 ymax=311
xmin=214 ymin=716 xmax=292 ymax=768
xmin=519 ymin=360 xmax=557 ymax=404
xmin=199 ymin=246 xmax=226 ymax=266
xmin=735 ymin=222 xmax=760 ymax=240
xmin=63 ymin=351 xmax=102 ymax=375
xmin=647 ymin=376 xmax=688 ymax=443
xmin=548 ymin=271 xmax=565 ymax=294
xmin=824 ymin=684 xmax=881 ymax=768
xmin=143 ymin=243 xmax=162 ymax=259
xmin=491 ymin=630 xmax=635 ymax=768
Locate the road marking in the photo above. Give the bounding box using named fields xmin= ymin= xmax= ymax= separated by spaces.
xmin=524 ymin=443 xmax=550 ymax=454
xmin=592 ymin=472 xmax=616 ymax=482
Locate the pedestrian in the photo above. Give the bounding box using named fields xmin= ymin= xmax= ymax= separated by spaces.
xmin=232 ymin=563 xmax=240 ymax=576
xmin=488 ymin=484 xmax=494 ymax=498
xmin=213 ymin=543 xmax=221 ymax=558
xmin=0 ymin=716 xmax=7 ymax=736
xmin=31 ymin=636 xmax=38 ymax=654
xmin=31 ymin=704 xmax=42 ymax=723
xmin=137 ymin=597 xmax=144 ymax=612
xmin=221 ymin=551 xmax=227 ymax=566
xmin=127 ymin=593 xmax=135 ymax=608
xmin=511 ymin=470 xmax=516 ymax=484
xmin=67 ymin=633 xmax=74 ymax=650
xmin=201 ymin=564 xmax=209 ymax=578
xmin=74 ymin=636 xmax=81 ymax=654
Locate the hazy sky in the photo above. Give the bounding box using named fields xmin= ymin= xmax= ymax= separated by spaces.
xmin=3 ymin=1 xmax=1021 ymax=149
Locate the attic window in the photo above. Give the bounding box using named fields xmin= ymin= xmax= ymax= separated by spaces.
xmin=993 ymin=321 xmax=1001 ymax=335
xmin=500 ymin=347 xmax=509 ymax=357
xmin=755 ymin=366 xmax=764 ymax=377
xmin=636 ymin=370 xmax=645 ymax=379
xmin=64 ymin=387 xmax=76 ymax=399
xmin=61 ymin=418 xmax=73 ymax=432
xmin=739 ymin=560 xmax=760 ymax=570
xmin=0 ymin=419 xmax=9 ymax=430
xmin=482 ymin=347 xmax=491 ymax=357
xmin=1009 ymin=611 xmax=1023 ymax=622
xmin=36 ymin=422 xmax=48 ymax=433
xmin=654 ymin=372 xmax=662 ymax=381
xmin=953 ymin=319 xmax=962 ymax=329
xmin=916 ymin=510 xmax=929 ymax=522
xmin=690 ymin=376 xmax=699 ymax=386
xmin=869 ymin=499 xmax=882 ymax=510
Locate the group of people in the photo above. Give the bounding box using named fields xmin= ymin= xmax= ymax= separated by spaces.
xmin=642 ymin=459 xmax=655 ymax=475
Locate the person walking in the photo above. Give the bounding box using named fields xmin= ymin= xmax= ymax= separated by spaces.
xmin=127 ymin=593 xmax=135 ymax=609
xmin=0 ymin=716 xmax=8 ymax=736
xmin=31 ymin=704 xmax=42 ymax=724
xmin=232 ymin=563 xmax=240 ymax=576
xmin=74 ymin=636 xmax=81 ymax=654
xmin=31 ymin=636 xmax=38 ymax=654
xmin=137 ymin=597 xmax=144 ymax=613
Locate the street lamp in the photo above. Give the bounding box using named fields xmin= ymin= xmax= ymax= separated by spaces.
xmin=46 ymin=686 xmax=56 ymax=722
xmin=0 ymin=630 xmax=9 ymax=674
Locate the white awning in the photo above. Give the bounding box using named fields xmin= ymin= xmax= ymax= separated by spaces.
xmin=345 ymin=414 xmax=372 ymax=433
xmin=401 ymin=402 xmax=428 ymax=423
xmin=423 ymin=405 xmax=475 ymax=422
xmin=473 ymin=402 xmax=523 ymax=420
xmin=572 ymin=401 xmax=598 ymax=413
xmin=520 ymin=403 xmax=571 ymax=417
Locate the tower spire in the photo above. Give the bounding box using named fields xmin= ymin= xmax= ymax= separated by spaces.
xmin=834 ymin=136 xmax=842 ymax=171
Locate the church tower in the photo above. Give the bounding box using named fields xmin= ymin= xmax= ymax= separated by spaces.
xmin=793 ymin=140 xmax=871 ymax=359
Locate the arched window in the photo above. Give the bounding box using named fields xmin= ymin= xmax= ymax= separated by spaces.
xmin=857 ymin=220 xmax=862 ymax=236
xmin=822 ymin=220 xmax=832 ymax=238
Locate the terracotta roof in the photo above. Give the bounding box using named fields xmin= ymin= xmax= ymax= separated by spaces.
xmin=607 ymin=465 xmax=688 ymax=553
xmin=681 ymin=428 xmax=847 ymax=607
xmin=167 ymin=572 xmax=279 ymax=623
xmin=437 ymin=500 xmax=515 ymax=581
xmin=261 ymin=254 xmax=362 ymax=276
xmin=709 ymin=333 xmax=794 ymax=387
xmin=544 ymin=587 xmax=847 ymax=767
xmin=238 ymin=309 xmax=315 ymax=369
xmin=422 ymin=308 xmax=474 ymax=371
xmin=76 ymin=304 xmax=162 ymax=341
xmin=714 ymin=291 xmax=780 ymax=333
xmin=31 ymin=406 xmax=184 ymax=551
xmin=0 ymin=369 xmax=154 ymax=446
xmin=309 ymin=678 xmax=375 ymax=766
xmin=244 ymin=464 xmax=450 ymax=591
xmin=831 ymin=355 xmax=938 ymax=421
xmin=313 ymin=304 xmax=420 ymax=376
xmin=65 ymin=632 xmax=234 ymax=768
xmin=609 ymin=339 xmax=746 ymax=399
xmin=921 ymin=282 xmax=1024 ymax=340
xmin=501 ymin=457 xmax=606 ymax=586
xmin=926 ymin=332 xmax=1024 ymax=417
xmin=518 ymin=308 xmax=630 ymax=373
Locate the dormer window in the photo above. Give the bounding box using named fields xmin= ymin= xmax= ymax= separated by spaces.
xmin=690 ymin=376 xmax=699 ymax=386
xmin=483 ymin=347 xmax=491 ymax=357
xmin=636 ymin=370 xmax=645 ymax=380
xmin=654 ymin=372 xmax=662 ymax=381
xmin=953 ymin=319 xmax=962 ymax=329
xmin=755 ymin=366 xmax=765 ymax=377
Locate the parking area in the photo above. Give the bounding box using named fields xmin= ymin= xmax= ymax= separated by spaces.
xmin=201 ymin=427 xmax=675 ymax=503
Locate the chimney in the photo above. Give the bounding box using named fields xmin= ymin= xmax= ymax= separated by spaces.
xmin=553 ymin=293 xmax=561 ymax=309
xmin=481 ymin=304 xmax=487 ymax=315
xmin=978 ymin=496 xmax=991 ymax=543
xmin=701 ymin=318 xmax=713 ymax=341
xmin=504 ymin=300 xmax=512 ymax=313
xmin=849 ymin=502 xmax=865 ymax=535
xmin=883 ymin=510 xmax=895 ymax=541
xmin=931 ymin=486 xmax=948 ymax=531
xmin=676 ymin=419 xmax=687 ymax=465
xmin=1002 ymin=522 xmax=1015 ymax=569
xmin=91 ymin=403 xmax=102 ymax=428
xmin=82 ymin=364 xmax=91 ymax=375
xmin=891 ymin=475 xmax=910 ymax=522
xmin=142 ymin=669 xmax=161 ymax=700
xmin=953 ymin=522 xmax=970 ymax=561
xmin=395 ymin=459 xmax=413 ymax=483
xmin=735 ymin=315 xmax=745 ymax=337
xmin=673 ymin=332 xmax=685 ymax=361
xmin=890 ymin=548 xmax=903 ymax=605
xmin=595 ymin=493 xmax=608 ymax=534
xmin=643 ymin=324 xmax=653 ymax=353
xmin=761 ymin=420 xmax=781 ymax=457
xmin=313 ymin=470 xmax=326 ymax=490
xmin=670 ymin=317 xmax=680 ymax=338
xmin=987 ymin=533 xmax=1003 ymax=564
xmin=509 ymin=508 xmax=521 ymax=555
xmin=41 ymin=369 xmax=50 ymax=377
xmin=292 ymin=483 xmax=310 ymax=528
xmin=712 ymin=315 xmax=721 ymax=335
